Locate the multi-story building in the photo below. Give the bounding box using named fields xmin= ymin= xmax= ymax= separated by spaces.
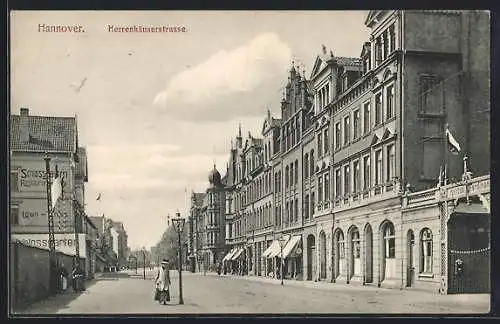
xmin=189 ymin=192 xmax=207 ymax=271
xmin=321 ymin=9 xmax=490 ymax=294
xmin=10 ymin=107 xmax=91 ymax=271
xmin=112 ymin=221 xmax=129 ymax=267
xmin=191 ymin=10 xmax=490 ymax=294
xmin=189 ymin=167 xmax=227 ymax=272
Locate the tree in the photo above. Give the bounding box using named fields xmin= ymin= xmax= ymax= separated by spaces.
xmin=151 ymin=225 xmax=188 ymax=270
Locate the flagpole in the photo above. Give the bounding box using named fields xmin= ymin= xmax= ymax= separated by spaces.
xmin=444 ymin=123 xmax=449 ymax=186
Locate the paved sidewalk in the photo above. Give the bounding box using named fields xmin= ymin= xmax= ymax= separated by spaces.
xmin=196 ymin=271 xmax=491 ymax=306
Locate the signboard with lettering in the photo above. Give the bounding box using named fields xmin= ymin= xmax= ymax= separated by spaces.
xmin=12 ymin=159 xmax=72 ymax=193
xmin=17 ymin=198 xmax=73 ymax=230
xmin=12 ymin=233 xmax=87 ymax=257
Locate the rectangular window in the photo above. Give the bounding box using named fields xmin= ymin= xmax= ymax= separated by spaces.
xmin=353 ymin=109 xmax=361 ymax=139
xmin=335 ymin=168 xmax=341 ymax=199
xmin=389 ymin=25 xmax=395 ymax=53
xmin=294 ymin=198 xmax=298 ymax=223
xmin=324 ymin=129 xmax=329 ymax=154
xmin=375 ymin=38 xmax=382 ymax=66
xmin=304 ymin=195 xmax=309 ymax=219
xmin=310 ymin=192 xmax=315 ymax=217
xmin=420 ymin=75 xmax=443 ymax=115
xmin=375 ymin=150 xmax=383 ymax=185
xmin=343 ymin=115 xmax=350 ymax=146
xmin=375 ymin=93 xmax=382 ymax=125
xmin=335 ymin=122 xmax=341 ymax=149
xmin=363 ymin=102 xmax=371 ymax=134
xmin=324 ymin=173 xmax=330 ymax=203
xmin=387 ymin=144 xmax=396 ymax=181
xmin=318 ymin=176 xmax=323 ymax=203
xmin=386 ymin=85 xmax=394 ymax=119
xmin=353 ymin=160 xmax=360 ymax=193
xmin=343 ymin=165 xmax=350 ymax=196
xmin=318 ymin=133 xmax=323 ymax=157
xmin=10 ymin=205 xmax=19 ymax=225
xmin=363 ymin=155 xmax=371 ymax=190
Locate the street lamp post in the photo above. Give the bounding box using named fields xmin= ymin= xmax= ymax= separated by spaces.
xmin=278 ymin=237 xmax=286 ymax=286
xmin=171 ymin=211 xmax=185 ymax=305
xmin=44 ymin=155 xmax=58 ymax=293
xmin=141 ymin=248 xmax=146 ymax=280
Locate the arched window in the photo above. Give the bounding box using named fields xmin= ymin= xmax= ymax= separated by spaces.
xmin=290 ymin=163 xmax=294 ymax=186
xmin=384 ymin=223 xmax=395 ymax=258
xmin=304 ymin=153 xmax=309 ymax=179
xmin=337 ymin=230 xmax=345 ymax=276
xmin=382 ymin=221 xmax=396 ymax=281
xmin=285 ymin=166 xmax=289 ymax=188
xmin=350 ymin=227 xmax=361 ymax=277
xmin=310 ymin=150 xmax=315 ymax=176
xmin=420 ymin=228 xmax=433 ymax=273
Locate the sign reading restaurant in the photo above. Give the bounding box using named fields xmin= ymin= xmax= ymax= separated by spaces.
xmin=19 ymin=168 xmax=69 ymax=189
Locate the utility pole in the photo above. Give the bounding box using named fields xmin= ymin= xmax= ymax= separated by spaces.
xmin=44 ymin=155 xmax=57 ymax=293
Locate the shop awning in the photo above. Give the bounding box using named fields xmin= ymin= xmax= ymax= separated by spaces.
xmin=279 ymin=235 xmax=302 ymax=259
xmin=268 ymin=237 xmax=288 ymax=259
xmin=263 ymin=240 xmax=280 ymax=258
xmin=231 ymin=248 xmax=244 ymax=261
xmin=223 ymin=248 xmax=237 ymax=262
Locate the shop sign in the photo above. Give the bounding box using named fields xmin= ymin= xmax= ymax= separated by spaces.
xmin=12 ymin=233 xmax=87 ymax=256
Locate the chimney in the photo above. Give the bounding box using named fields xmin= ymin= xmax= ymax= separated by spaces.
xmin=19 ymin=108 xmax=30 ymax=142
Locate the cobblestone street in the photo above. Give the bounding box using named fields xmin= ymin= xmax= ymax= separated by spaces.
xmin=18 ymin=269 xmax=490 ymax=315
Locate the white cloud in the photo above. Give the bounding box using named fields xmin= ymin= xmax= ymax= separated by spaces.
xmin=153 ymin=32 xmax=292 ymax=107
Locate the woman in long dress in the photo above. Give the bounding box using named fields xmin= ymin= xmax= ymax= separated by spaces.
xmin=155 ymin=260 xmax=171 ymax=305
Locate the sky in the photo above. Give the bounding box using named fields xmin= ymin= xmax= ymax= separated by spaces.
xmin=10 ymin=10 xmax=371 ymax=250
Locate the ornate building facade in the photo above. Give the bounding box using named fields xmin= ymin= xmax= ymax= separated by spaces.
xmin=189 ymin=10 xmax=490 ymax=294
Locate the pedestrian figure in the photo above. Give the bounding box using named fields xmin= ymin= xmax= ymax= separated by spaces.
xmin=155 ymin=259 xmax=171 ymax=305
xmin=216 ymin=262 xmax=222 ymax=275
xmin=71 ymin=266 xmax=85 ymax=292
xmin=60 ymin=263 xmax=69 ymax=292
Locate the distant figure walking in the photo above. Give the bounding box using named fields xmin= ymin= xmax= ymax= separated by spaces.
xmin=155 ymin=259 xmax=171 ymax=305
xmin=59 ymin=263 xmax=69 ymax=292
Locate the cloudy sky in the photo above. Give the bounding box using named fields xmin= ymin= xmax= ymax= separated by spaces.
xmin=11 ymin=10 xmax=371 ymax=250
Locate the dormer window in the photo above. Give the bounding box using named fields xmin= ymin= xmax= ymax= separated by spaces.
xmin=316 ymin=83 xmax=330 ymax=112
xmin=343 ymin=73 xmax=349 ymax=91
xmin=363 ymin=57 xmax=370 ymax=74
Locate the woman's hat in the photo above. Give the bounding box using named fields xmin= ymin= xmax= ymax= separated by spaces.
xmin=161 ymin=259 xmax=169 ymax=264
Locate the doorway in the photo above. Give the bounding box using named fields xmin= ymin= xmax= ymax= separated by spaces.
xmin=406 ymin=230 xmax=415 ymax=287
xmin=306 ymin=234 xmax=315 ymax=281
xmin=364 ymin=224 xmax=373 ymax=283
xmin=448 ymin=207 xmax=490 ymax=294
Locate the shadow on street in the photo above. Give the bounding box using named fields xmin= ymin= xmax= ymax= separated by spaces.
xmin=12 ymin=272 xmax=130 ymax=315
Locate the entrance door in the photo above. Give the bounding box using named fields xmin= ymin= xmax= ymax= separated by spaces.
xmin=406 ymin=230 xmax=415 ymax=287
xmin=364 ymin=224 xmax=373 ymax=283
xmin=307 ymin=235 xmax=315 ymax=281
xmin=448 ymin=211 xmax=490 ymax=294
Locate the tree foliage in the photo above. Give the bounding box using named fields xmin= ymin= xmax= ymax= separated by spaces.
xmin=150 ymin=224 xmax=188 ymax=269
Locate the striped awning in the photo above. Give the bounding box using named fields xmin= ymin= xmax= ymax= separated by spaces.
xmin=279 ymin=235 xmax=302 ymax=259
xmin=223 ymin=248 xmax=237 ymax=262
xmin=231 ymin=248 xmax=245 ymax=261
xmin=263 ymin=240 xmax=280 ymax=258
xmin=267 ymin=238 xmax=287 ymax=259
